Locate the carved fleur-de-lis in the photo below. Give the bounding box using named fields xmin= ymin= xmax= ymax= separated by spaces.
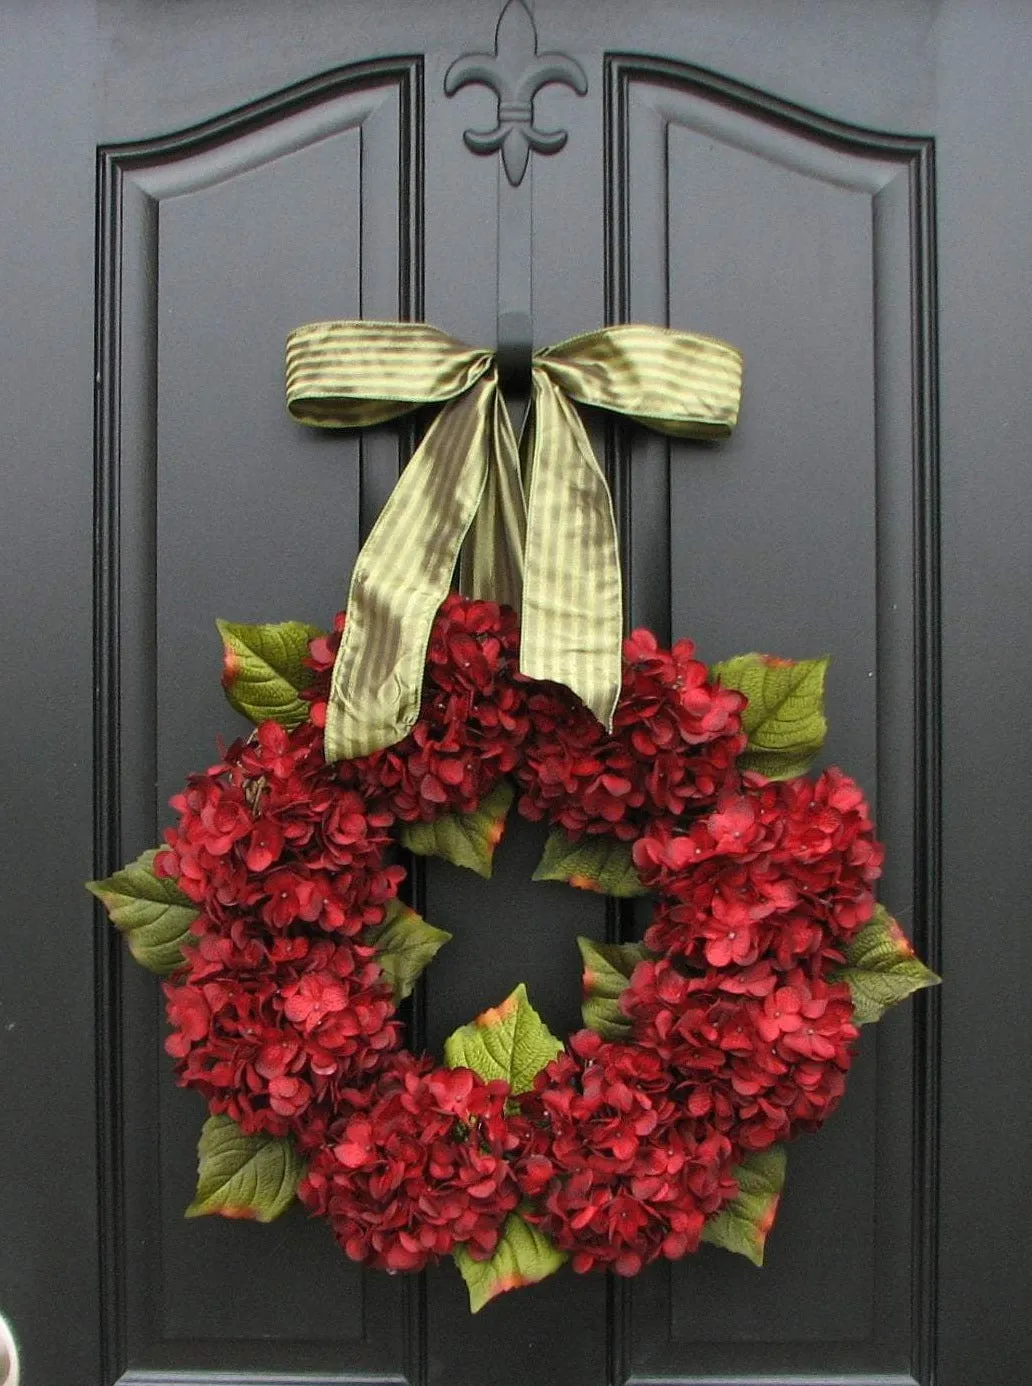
xmin=445 ymin=0 xmax=588 ymax=187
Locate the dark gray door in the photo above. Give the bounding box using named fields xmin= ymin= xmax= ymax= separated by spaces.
xmin=1 ymin=2 xmax=1028 ymax=1384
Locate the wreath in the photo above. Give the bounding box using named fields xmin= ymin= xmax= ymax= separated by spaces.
xmin=88 ymin=592 xmax=938 ymax=1311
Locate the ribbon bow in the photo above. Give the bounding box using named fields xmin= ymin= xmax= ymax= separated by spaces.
xmin=285 ymin=321 xmax=742 ymax=762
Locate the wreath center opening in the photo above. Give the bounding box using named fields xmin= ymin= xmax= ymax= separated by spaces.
xmin=416 ymin=812 xmax=614 ymax=1055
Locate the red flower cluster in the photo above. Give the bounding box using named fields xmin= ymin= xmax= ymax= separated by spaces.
xmin=513 ymin=1030 xmax=739 ymax=1275
xmin=305 ymin=596 xmax=532 ymax=822
xmin=299 ymin=1057 xmax=519 ymax=1271
xmin=150 ymin=594 xmax=883 ymax=1282
xmin=632 ymin=769 xmax=883 ymax=970
xmin=165 ymin=937 xmax=401 ymax=1137
xmin=516 ymin=629 xmax=746 ymax=840
xmin=156 ymin=716 xmax=407 ymax=1141
xmin=623 ymin=958 xmax=858 ymax=1153
xmin=158 ymin=720 xmax=402 ymax=938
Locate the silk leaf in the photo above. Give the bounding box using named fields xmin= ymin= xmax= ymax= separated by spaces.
xmin=216 ymin=618 xmax=322 ymax=728
xmin=454 ymin=1212 xmax=567 ymax=1312
xmin=711 ymin=652 xmax=829 ymax=780
xmin=444 ymin=983 xmax=563 ymax=1094
xmin=185 ymin=1113 xmax=304 ymax=1223
xmin=86 ymin=848 xmax=198 ymax=974
xmin=366 ymin=899 xmax=452 ymax=1002
xmin=533 ymin=828 xmax=649 ymax=897
xmin=701 ymin=1146 xmax=787 ymax=1267
xmin=576 ymin=937 xmax=649 ymax=1040
xmin=833 ymin=904 xmax=940 ymax=1024
xmin=400 ymin=780 xmax=514 ymax=879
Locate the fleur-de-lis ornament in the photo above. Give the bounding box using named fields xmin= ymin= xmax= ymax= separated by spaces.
xmin=445 ymin=0 xmax=588 ymax=186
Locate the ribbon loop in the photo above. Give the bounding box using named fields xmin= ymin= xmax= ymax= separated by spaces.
xmin=286 ymin=319 xmax=493 ymax=425
xmin=536 ymin=325 xmax=742 ymax=438
xmin=284 ymin=320 xmax=742 ymax=761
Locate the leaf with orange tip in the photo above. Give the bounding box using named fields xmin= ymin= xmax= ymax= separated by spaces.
xmin=711 ymin=652 xmax=829 ymax=780
xmin=400 ymin=780 xmax=514 ymax=878
xmin=533 ymin=828 xmax=649 ymax=897
xmin=701 ymin=1146 xmax=787 ymax=1267
xmin=454 ymin=1213 xmax=567 ymax=1312
xmin=366 ymin=899 xmax=451 ymax=1002
xmin=443 ymin=983 xmax=563 ymax=1094
xmin=832 ymin=904 xmax=940 ymax=1024
xmin=86 ymin=848 xmax=198 ymax=975
xmin=215 ymin=619 xmax=321 ymax=728
xmin=576 ymin=937 xmax=649 ymax=1040
xmin=185 ymin=1114 xmax=304 ymax=1223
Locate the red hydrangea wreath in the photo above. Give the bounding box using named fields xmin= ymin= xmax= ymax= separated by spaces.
xmin=89 ymin=593 xmax=937 ymax=1310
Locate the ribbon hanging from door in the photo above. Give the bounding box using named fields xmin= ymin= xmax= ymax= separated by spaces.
xmin=285 ymin=320 xmax=743 ymax=763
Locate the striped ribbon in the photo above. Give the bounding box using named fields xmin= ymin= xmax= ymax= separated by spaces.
xmin=285 ymin=320 xmax=742 ymax=762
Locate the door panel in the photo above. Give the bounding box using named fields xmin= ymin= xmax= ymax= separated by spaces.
xmin=98 ymin=62 xmax=420 ymax=1380
xmin=610 ymin=59 xmax=935 ymax=1380
xmin=1 ymin=3 xmax=1029 ymax=1385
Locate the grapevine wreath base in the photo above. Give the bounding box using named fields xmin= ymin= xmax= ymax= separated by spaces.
xmin=89 ymin=594 xmax=938 ymax=1311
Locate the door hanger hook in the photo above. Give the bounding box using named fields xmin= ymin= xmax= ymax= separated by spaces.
xmin=496 ymin=309 xmax=533 ymax=396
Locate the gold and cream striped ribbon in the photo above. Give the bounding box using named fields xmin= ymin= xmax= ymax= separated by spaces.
xmin=286 ymin=320 xmax=742 ymax=762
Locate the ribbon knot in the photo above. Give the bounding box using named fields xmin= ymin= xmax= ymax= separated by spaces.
xmin=285 ymin=321 xmax=742 ymax=762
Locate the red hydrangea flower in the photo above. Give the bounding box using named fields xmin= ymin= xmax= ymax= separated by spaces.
xmin=516 ymin=630 xmax=746 ymax=840
xmin=304 ymin=595 xmax=532 ymax=824
xmin=623 ymin=958 xmax=859 ymax=1151
xmin=155 ymin=719 xmax=404 ymax=946
xmin=633 ymin=770 xmax=883 ymax=970
xmin=299 ymin=1056 xmax=520 ymax=1271
xmin=511 ymin=1030 xmax=740 ymax=1275
xmin=164 ymin=936 xmax=401 ymax=1139
xmin=772 ymin=768 xmax=884 ymax=937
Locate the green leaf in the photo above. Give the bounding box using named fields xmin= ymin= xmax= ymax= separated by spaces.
xmin=216 ymin=618 xmax=322 ymax=728
xmin=399 ymin=780 xmax=514 ymax=879
xmin=454 ymin=1212 xmax=567 ymax=1312
xmin=366 ymin=898 xmax=452 ymax=1002
xmin=577 ymin=937 xmax=649 ymax=1040
xmin=185 ymin=1113 xmax=305 ymax=1223
xmin=444 ymin=983 xmax=564 ymax=1094
xmin=86 ymin=848 xmax=198 ymax=974
xmin=832 ymin=904 xmax=940 ymax=1024
xmin=533 ymin=828 xmax=649 ymax=897
xmin=701 ymin=1146 xmax=787 ymax=1267
xmin=711 ymin=652 xmax=830 ymax=780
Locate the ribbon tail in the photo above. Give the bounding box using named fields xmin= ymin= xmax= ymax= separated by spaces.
xmin=325 ymin=380 xmax=496 ymax=761
xmin=460 ymin=378 xmax=527 ymax=611
xmin=519 ymin=372 xmax=623 ymax=731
